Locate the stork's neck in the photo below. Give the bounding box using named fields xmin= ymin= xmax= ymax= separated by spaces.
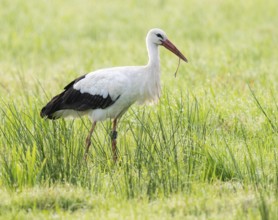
xmin=146 ymin=41 xmax=160 ymax=69
xmin=138 ymin=41 xmax=161 ymax=104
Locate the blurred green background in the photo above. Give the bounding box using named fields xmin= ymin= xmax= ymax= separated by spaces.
xmin=1 ymin=0 xmax=277 ymax=97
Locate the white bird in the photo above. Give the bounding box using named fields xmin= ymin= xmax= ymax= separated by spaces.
xmin=40 ymin=28 xmax=187 ymax=162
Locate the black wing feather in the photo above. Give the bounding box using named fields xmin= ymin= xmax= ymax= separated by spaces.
xmin=40 ymin=75 xmax=120 ymax=120
xmin=64 ymin=74 xmax=86 ymax=90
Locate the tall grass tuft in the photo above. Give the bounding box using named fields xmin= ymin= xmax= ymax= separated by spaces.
xmin=0 ymin=100 xmax=92 ymax=188
xmin=0 ymin=89 xmax=277 ymax=204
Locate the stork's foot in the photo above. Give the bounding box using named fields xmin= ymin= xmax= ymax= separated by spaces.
xmin=111 ymin=130 xmax=118 ymax=162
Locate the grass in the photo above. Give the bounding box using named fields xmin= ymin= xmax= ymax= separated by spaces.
xmin=0 ymin=0 xmax=278 ymax=219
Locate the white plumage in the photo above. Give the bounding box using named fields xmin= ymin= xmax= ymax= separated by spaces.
xmin=41 ymin=28 xmax=187 ymax=161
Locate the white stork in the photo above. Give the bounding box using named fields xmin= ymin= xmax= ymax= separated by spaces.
xmin=40 ymin=28 xmax=187 ymax=162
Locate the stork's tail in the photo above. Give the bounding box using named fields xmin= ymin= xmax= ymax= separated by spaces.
xmin=40 ymin=106 xmax=57 ymax=120
xmin=40 ymin=94 xmax=64 ymax=120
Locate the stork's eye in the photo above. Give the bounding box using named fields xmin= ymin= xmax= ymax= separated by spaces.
xmin=156 ymin=33 xmax=163 ymax=39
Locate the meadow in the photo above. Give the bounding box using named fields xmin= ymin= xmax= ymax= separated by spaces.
xmin=0 ymin=0 xmax=278 ymax=219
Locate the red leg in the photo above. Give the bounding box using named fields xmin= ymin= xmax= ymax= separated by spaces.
xmin=111 ymin=118 xmax=118 ymax=162
xmin=84 ymin=121 xmax=97 ymax=160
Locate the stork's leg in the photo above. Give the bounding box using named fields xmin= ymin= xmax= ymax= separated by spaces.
xmin=111 ymin=118 xmax=118 ymax=162
xmin=84 ymin=121 xmax=97 ymax=160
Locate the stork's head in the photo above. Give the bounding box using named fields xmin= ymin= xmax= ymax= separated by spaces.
xmin=147 ymin=28 xmax=188 ymax=62
xmin=147 ymin=28 xmax=167 ymax=45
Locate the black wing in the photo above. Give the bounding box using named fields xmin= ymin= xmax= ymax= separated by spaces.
xmin=40 ymin=75 xmax=119 ymax=120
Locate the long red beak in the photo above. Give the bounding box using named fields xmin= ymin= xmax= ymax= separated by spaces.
xmin=161 ymin=39 xmax=188 ymax=62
